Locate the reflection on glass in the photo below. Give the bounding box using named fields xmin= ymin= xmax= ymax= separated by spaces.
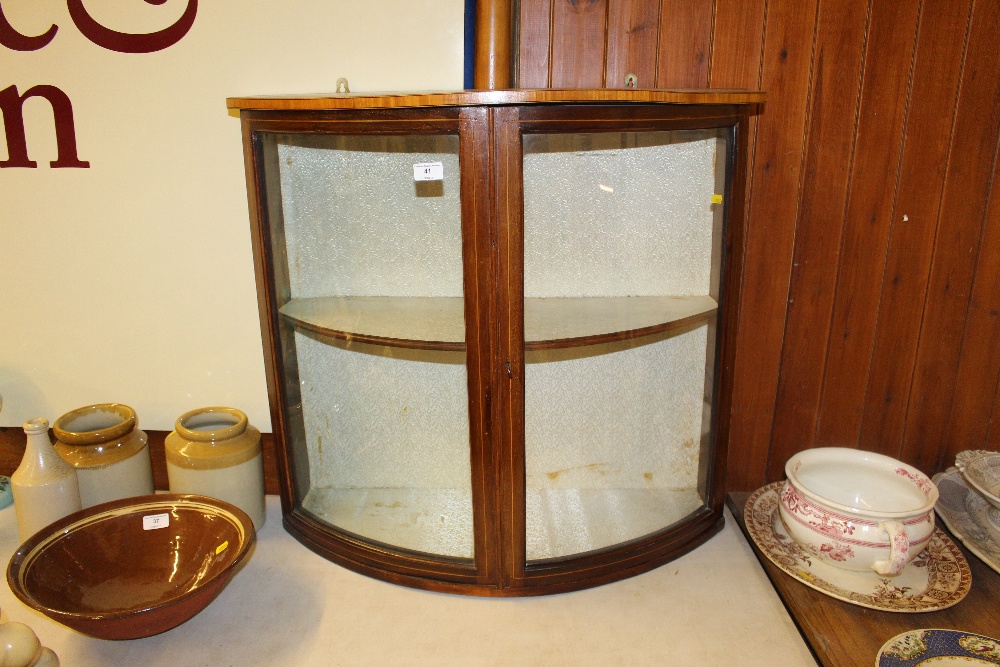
xmin=261 ymin=133 xmax=474 ymax=558
xmin=522 ymin=130 xmax=727 ymax=560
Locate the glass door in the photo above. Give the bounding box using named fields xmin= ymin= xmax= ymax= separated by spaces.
xmin=254 ymin=124 xmax=478 ymax=560
xmin=518 ymin=126 xmax=730 ymax=562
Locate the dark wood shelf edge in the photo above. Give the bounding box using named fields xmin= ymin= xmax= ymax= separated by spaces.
xmin=286 ymin=316 xmax=467 ymax=352
xmin=525 ymin=310 xmax=713 ymax=351
xmin=284 ymin=309 xmax=714 ymax=353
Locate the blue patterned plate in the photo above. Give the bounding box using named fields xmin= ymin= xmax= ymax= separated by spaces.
xmin=877 ymin=629 xmax=1000 ymax=666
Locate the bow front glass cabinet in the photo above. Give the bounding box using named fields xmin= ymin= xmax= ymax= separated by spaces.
xmin=228 ymin=89 xmax=762 ymax=595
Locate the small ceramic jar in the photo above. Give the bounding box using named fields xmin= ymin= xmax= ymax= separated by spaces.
xmin=165 ymin=407 xmax=266 ymax=531
xmin=52 ymin=404 xmax=154 ymax=509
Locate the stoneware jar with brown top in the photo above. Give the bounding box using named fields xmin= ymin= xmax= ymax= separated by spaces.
xmin=53 ymin=403 xmax=154 ymax=509
xmin=165 ymin=407 xmax=266 ymax=531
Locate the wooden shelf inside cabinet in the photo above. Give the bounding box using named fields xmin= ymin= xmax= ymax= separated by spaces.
xmin=279 ymin=294 xmax=718 ymax=351
xmin=525 ymin=295 xmax=717 ymax=350
xmin=279 ymin=296 xmax=466 ymax=351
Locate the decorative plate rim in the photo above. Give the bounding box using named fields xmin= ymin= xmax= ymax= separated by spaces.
xmin=961 ymin=452 xmax=1000 ymax=508
xmin=933 ymin=467 xmax=1000 ymax=575
xmin=876 ymin=628 xmax=1000 ymax=665
xmin=744 ymin=482 xmax=971 ymax=613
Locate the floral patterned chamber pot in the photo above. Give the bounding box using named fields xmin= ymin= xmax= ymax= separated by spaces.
xmin=778 ymin=447 xmax=938 ymax=576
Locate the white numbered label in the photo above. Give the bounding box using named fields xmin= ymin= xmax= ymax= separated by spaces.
xmin=143 ymin=513 xmax=170 ymax=530
xmin=413 ymin=162 xmax=444 ymax=181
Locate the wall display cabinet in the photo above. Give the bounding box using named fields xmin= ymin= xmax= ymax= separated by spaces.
xmin=228 ymin=89 xmax=761 ymax=595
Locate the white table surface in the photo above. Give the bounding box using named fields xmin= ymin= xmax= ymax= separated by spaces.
xmin=0 ymin=497 xmax=816 ymax=666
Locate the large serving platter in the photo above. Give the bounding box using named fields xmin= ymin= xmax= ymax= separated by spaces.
xmin=744 ymin=482 xmax=971 ymax=612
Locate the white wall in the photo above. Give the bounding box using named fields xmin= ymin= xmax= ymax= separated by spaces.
xmin=0 ymin=0 xmax=465 ymax=430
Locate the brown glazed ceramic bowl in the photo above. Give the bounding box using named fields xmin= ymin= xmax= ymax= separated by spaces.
xmin=7 ymin=494 xmax=254 ymax=640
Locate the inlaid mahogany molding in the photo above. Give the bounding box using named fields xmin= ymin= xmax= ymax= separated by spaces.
xmin=512 ymin=0 xmax=1000 ymax=490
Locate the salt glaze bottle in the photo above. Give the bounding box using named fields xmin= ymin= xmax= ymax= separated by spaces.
xmin=165 ymin=407 xmax=266 ymax=531
xmin=12 ymin=419 xmax=82 ymax=543
xmin=52 ymin=403 xmax=154 ymax=508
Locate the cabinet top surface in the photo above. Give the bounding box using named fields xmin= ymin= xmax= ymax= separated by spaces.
xmin=226 ymin=88 xmax=765 ymax=111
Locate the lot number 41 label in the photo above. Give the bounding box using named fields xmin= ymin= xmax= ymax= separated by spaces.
xmin=413 ymin=162 xmax=444 ymax=181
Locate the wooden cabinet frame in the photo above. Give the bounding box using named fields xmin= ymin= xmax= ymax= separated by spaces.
xmin=231 ymin=90 xmax=759 ymax=595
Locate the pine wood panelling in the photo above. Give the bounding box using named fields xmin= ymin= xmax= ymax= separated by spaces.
xmin=605 ymin=0 xmax=660 ymax=89
xmin=517 ymin=0 xmax=553 ymax=87
xmin=706 ymin=0 xmax=766 ymax=489
xmin=655 ymin=0 xmax=712 ymax=88
xmin=766 ymin=0 xmax=869 ymax=480
xmin=550 ymin=0 xmax=609 ymax=88
xmin=708 ymin=0 xmax=766 ymax=90
xmin=510 ymin=0 xmax=1000 ymax=491
xmin=720 ymin=0 xmax=819 ymax=487
xmin=900 ymin=0 xmax=1000 ymax=471
xmin=814 ymin=0 xmax=921 ymax=450
xmin=859 ymin=0 xmax=974 ymax=459
xmin=940 ymin=3 xmax=1000 ymax=466
xmin=990 ymin=391 xmax=1000 ymax=449
xmin=946 ymin=146 xmax=1000 ymax=463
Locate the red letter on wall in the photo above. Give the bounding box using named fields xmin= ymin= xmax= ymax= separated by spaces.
xmin=0 ymin=85 xmax=90 ymax=168
xmin=68 ymin=0 xmax=197 ymax=53
xmin=0 ymin=3 xmax=57 ymax=51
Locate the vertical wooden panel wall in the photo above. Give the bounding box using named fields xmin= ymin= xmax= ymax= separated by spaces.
xmin=514 ymin=0 xmax=1000 ymax=491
